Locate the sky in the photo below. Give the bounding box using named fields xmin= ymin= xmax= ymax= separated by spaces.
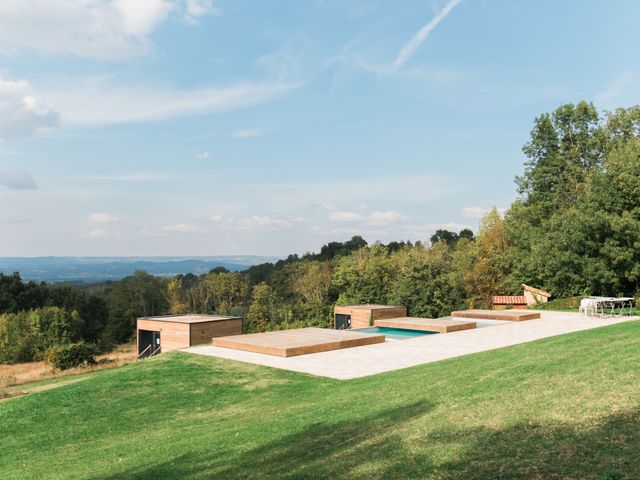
xmin=1 ymin=0 xmax=640 ymax=257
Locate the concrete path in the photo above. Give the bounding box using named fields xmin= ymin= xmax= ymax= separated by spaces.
xmin=183 ymin=311 xmax=637 ymax=380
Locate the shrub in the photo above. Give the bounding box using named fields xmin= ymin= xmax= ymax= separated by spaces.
xmin=45 ymin=342 xmax=97 ymax=370
xmin=529 ymin=296 xmax=584 ymax=311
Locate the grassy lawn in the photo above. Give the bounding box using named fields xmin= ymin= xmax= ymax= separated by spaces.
xmin=2 ymin=322 xmax=640 ymax=479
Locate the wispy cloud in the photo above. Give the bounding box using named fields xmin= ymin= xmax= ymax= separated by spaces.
xmin=329 ymin=211 xmax=364 ymax=222
xmin=392 ymin=0 xmax=462 ymax=70
xmin=595 ymin=72 xmax=634 ymax=109
xmin=73 ymin=173 xmax=173 ymax=182
xmin=232 ymin=129 xmax=266 ymax=139
xmin=370 ymin=210 xmax=408 ymax=225
xmin=162 ymin=223 xmax=204 ymax=233
xmin=87 ymin=213 xmax=119 ymax=223
xmin=44 ymin=78 xmax=299 ymax=126
xmin=0 ymin=169 xmax=37 ymax=190
xmin=195 ymin=151 xmax=211 ymax=160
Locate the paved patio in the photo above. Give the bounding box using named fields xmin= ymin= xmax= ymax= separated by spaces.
xmin=183 ymin=311 xmax=637 ymax=380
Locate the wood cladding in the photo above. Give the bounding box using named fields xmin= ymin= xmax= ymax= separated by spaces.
xmin=451 ymin=309 xmax=540 ymax=321
xmin=213 ymin=327 xmax=385 ymax=357
xmin=190 ymin=319 xmax=242 ymax=346
xmin=374 ymin=317 xmax=476 ymax=333
xmin=137 ymin=316 xmax=243 ymax=353
xmin=334 ymin=305 xmax=407 ymax=329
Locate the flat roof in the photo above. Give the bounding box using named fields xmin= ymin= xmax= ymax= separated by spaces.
xmin=451 ymin=309 xmax=540 ymax=322
xmin=374 ymin=317 xmax=476 ymax=333
xmin=137 ymin=314 xmax=242 ymax=324
xmin=337 ymin=304 xmax=404 ymax=310
xmin=213 ymin=327 xmax=385 ymax=357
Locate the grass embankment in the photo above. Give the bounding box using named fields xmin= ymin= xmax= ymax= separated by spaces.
xmin=0 ymin=344 xmax=136 ymax=399
xmin=2 ymin=322 xmax=640 ymax=479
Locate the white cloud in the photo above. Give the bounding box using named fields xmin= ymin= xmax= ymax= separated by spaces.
xmin=223 ymin=215 xmax=292 ymax=230
xmin=44 ymin=78 xmax=297 ymax=126
xmin=0 ymin=77 xmax=60 ymax=139
xmin=370 ymin=210 xmax=408 ymax=225
xmin=162 ymin=223 xmax=204 ymax=233
xmin=210 ymin=214 xmax=223 ymax=223
xmin=73 ymin=172 xmax=172 ymax=182
xmin=0 ymin=170 xmax=37 ymax=190
xmin=329 ymin=211 xmax=364 ymax=222
xmin=0 ymin=1 xmax=217 ymax=60
xmin=184 ymin=0 xmax=220 ymax=24
xmin=595 ymin=72 xmax=634 ymax=109
xmin=87 ymin=213 xmax=119 ymax=223
xmin=87 ymin=229 xmax=110 ymax=238
xmin=392 ymin=0 xmax=462 ymax=70
xmin=195 ymin=151 xmax=210 ymax=160
xmin=232 ymin=129 xmax=265 ymax=139
xmin=461 ymin=206 xmax=506 ymax=219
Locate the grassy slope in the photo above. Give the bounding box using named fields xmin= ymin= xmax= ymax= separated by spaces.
xmin=2 ymin=322 xmax=640 ymax=480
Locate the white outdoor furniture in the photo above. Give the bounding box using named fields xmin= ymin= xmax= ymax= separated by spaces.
xmin=581 ymin=296 xmax=635 ymax=317
xmin=579 ymin=298 xmax=597 ymax=316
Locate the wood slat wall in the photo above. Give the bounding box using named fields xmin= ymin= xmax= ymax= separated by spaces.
xmin=190 ymin=319 xmax=242 ymax=346
xmin=137 ymin=319 xmax=190 ymax=353
xmin=334 ymin=306 xmax=407 ymax=329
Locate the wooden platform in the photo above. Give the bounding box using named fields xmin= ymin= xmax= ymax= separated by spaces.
xmin=212 ymin=327 xmax=385 ymax=357
xmin=451 ymin=309 xmax=540 ymax=321
xmin=374 ymin=317 xmax=476 ymax=333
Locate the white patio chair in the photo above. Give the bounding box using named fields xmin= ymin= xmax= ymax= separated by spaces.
xmin=579 ymin=298 xmax=597 ymax=316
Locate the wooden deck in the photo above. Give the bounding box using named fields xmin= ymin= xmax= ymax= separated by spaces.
xmin=212 ymin=327 xmax=385 ymax=357
xmin=451 ymin=309 xmax=540 ymax=321
xmin=374 ymin=317 xmax=476 ymax=333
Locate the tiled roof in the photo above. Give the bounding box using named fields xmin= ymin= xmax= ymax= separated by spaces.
xmin=492 ymin=295 xmax=527 ymax=305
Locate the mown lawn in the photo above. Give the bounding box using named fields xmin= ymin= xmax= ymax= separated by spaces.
xmin=2 ymin=322 xmax=640 ymax=480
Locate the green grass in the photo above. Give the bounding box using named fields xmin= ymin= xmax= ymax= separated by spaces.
xmin=3 ymin=322 xmax=640 ymax=479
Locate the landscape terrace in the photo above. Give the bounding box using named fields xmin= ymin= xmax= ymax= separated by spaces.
xmin=2 ymin=1 xmax=640 ymax=479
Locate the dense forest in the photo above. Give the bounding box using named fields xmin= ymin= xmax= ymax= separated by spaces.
xmin=2 ymin=101 xmax=640 ymax=364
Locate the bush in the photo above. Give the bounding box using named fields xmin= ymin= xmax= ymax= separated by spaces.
xmin=529 ymin=296 xmax=584 ymax=311
xmin=45 ymin=342 xmax=97 ymax=370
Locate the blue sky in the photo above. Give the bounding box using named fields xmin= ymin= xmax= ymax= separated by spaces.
xmin=1 ymin=0 xmax=639 ymax=256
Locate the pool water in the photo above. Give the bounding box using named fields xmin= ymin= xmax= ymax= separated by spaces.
xmin=355 ymin=327 xmax=438 ymax=340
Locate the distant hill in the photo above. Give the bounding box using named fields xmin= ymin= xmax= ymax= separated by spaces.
xmin=0 ymin=256 xmax=280 ymax=283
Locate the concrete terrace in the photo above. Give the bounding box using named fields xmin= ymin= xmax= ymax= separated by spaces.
xmin=183 ymin=311 xmax=638 ymax=380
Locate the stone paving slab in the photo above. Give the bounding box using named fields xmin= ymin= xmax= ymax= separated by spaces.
xmin=183 ymin=312 xmax=637 ymax=380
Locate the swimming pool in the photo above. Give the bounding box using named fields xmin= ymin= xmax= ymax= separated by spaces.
xmin=354 ymin=327 xmax=438 ymax=340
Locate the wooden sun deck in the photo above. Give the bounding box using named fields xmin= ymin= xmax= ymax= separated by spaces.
xmin=374 ymin=317 xmax=476 ymax=333
xmin=212 ymin=327 xmax=385 ymax=357
xmin=451 ymin=309 xmax=540 ymax=321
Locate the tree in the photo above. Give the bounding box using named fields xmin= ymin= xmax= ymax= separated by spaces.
xmin=331 ymin=244 xmax=395 ymax=305
xmin=291 ymin=261 xmax=332 ymax=324
xmin=247 ymin=283 xmax=275 ymax=332
xmin=207 ymin=271 xmax=248 ymax=315
xmin=465 ymin=211 xmax=512 ymax=308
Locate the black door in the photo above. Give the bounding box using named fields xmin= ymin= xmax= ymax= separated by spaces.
xmin=139 ymin=330 xmax=160 ymax=357
xmin=335 ymin=314 xmax=351 ymax=330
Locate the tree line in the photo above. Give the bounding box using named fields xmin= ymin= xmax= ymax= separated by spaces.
xmin=2 ymin=101 xmax=639 ymax=364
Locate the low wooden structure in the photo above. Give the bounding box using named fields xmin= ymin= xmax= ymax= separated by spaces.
xmin=334 ymin=304 xmax=407 ymax=329
xmin=451 ymin=309 xmax=540 ymax=322
xmin=522 ymin=284 xmax=551 ymax=305
xmin=374 ymin=317 xmax=476 ymax=333
xmin=137 ymin=314 xmax=242 ymax=357
xmin=492 ymin=295 xmax=528 ymax=310
xmin=212 ymin=327 xmax=385 ymax=357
